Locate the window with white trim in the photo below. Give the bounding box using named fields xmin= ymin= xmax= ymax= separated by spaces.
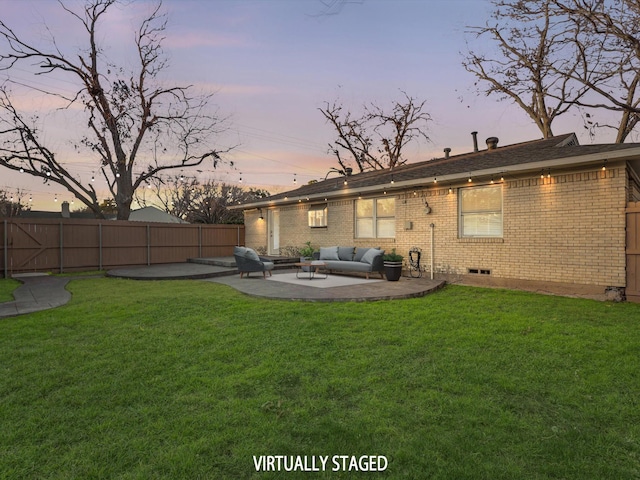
xmin=308 ymin=205 xmax=327 ymax=227
xmin=459 ymin=185 xmax=503 ymax=237
xmin=356 ymin=197 xmax=395 ymax=238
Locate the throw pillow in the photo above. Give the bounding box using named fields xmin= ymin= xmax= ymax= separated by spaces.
xmin=338 ymin=246 xmax=355 ymax=261
xmin=319 ymin=246 xmax=340 ymax=261
xmin=354 ymin=247 xmax=369 ymax=262
xmin=244 ymin=248 xmax=261 ymax=261
xmin=360 ymin=248 xmax=383 ymax=265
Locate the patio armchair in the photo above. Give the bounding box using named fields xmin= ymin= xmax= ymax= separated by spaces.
xmin=233 ymin=246 xmax=275 ymax=278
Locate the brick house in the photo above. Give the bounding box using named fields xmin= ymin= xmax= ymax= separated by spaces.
xmin=236 ymin=133 xmax=640 ymax=297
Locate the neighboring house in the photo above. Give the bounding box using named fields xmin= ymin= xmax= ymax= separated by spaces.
xmin=235 ymin=133 xmax=640 ymax=298
xmin=18 ymin=201 xmax=99 ymax=220
xmin=128 ymin=206 xmax=188 ymax=224
xmin=19 ymin=203 xmax=187 ymax=224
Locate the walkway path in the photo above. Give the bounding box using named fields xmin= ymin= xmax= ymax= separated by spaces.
xmin=0 ymin=274 xmax=72 ymax=318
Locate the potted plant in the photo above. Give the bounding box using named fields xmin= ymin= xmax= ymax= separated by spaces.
xmin=299 ymin=241 xmax=315 ymax=271
xmin=383 ymin=248 xmax=403 ymax=281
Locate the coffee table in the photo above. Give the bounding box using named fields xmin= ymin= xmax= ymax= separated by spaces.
xmin=294 ymin=261 xmax=328 ymax=280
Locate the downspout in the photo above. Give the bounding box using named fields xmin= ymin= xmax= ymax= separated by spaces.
xmin=430 ymin=223 xmax=435 ymax=280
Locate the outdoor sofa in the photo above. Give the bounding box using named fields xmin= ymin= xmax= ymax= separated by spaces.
xmin=313 ymin=246 xmax=385 ymax=279
xmin=233 ymin=246 xmax=275 ymax=278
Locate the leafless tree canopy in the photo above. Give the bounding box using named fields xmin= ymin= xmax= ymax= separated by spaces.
xmin=136 ymin=176 xmax=269 ymax=224
xmin=320 ymin=91 xmax=431 ymax=172
xmin=0 ymin=0 xmax=232 ymax=219
xmin=464 ymin=0 xmax=640 ymax=142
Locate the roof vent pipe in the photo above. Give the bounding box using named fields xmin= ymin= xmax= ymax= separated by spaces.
xmin=486 ymin=137 xmax=499 ymax=150
xmin=471 ymin=131 xmax=479 ymax=152
xmin=444 ymin=147 xmax=451 ymax=159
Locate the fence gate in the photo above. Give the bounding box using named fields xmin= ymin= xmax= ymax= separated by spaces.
xmin=627 ymin=202 xmax=640 ymax=303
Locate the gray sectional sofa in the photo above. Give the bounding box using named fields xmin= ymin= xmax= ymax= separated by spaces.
xmin=313 ymin=246 xmax=385 ymax=279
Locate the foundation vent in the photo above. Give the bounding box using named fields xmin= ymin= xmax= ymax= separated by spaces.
xmin=468 ymin=268 xmax=491 ymax=275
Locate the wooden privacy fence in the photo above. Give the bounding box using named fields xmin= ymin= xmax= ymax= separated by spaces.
xmin=1 ymin=218 xmax=244 ymax=277
xmin=627 ymin=202 xmax=640 ymax=303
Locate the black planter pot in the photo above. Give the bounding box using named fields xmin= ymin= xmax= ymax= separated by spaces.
xmin=384 ymin=261 xmax=403 ymax=281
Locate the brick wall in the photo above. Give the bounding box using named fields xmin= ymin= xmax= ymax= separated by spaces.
xmin=244 ymin=164 xmax=628 ymax=289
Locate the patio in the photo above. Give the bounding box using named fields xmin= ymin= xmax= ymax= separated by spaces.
xmin=107 ymin=258 xmax=445 ymax=302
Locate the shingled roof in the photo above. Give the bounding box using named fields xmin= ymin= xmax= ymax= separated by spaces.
xmin=237 ymin=133 xmax=640 ymax=209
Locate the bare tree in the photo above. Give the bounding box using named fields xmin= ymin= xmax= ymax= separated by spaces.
xmin=319 ymin=91 xmax=431 ymax=173
xmin=0 ymin=0 xmax=232 ymax=219
xmin=137 ymin=176 xmax=269 ymax=224
xmin=463 ymin=0 xmax=587 ymax=138
xmin=553 ymin=0 xmax=640 ymax=142
xmin=0 ymin=189 xmax=29 ymax=217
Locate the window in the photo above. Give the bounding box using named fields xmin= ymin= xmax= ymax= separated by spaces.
xmin=356 ymin=197 xmax=395 ymax=238
xmin=308 ymin=205 xmax=327 ymax=227
xmin=459 ymin=185 xmax=502 ymax=237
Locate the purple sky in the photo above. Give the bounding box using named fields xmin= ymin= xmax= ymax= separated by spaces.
xmin=1 ymin=0 xmax=600 ymax=210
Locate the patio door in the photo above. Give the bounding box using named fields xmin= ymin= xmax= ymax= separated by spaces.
xmin=268 ymin=209 xmax=280 ymax=255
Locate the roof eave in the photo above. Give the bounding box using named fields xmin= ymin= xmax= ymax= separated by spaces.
xmin=232 ymin=146 xmax=640 ymax=210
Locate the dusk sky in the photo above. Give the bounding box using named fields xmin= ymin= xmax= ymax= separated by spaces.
xmin=1 ymin=0 xmax=606 ymax=210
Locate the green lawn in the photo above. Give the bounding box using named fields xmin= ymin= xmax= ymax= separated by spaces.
xmin=1 ymin=278 xmax=639 ymax=479
xmin=0 ymin=277 xmax=19 ymax=302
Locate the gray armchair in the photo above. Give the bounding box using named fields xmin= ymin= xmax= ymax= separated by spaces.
xmin=233 ymin=246 xmax=275 ymax=278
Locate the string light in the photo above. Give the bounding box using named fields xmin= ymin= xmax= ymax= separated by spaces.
xmin=602 ymin=160 xmax=607 ymax=171
xmin=433 ymin=177 xmax=437 ymax=184
xmin=448 ymin=187 xmax=453 ymax=194
xmin=293 ymin=174 xmax=297 ymax=185
xmin=391 ymin=175 xmax=395 ymax=184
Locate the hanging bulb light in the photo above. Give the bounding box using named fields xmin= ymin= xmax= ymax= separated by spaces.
xmin=433 ymin=177 xmax=437 ymax=184
xmin=116 ymin=172 xmax=120 ymax=178
xmin=293 ymin=174 xmax=297 ymax=185
xmin=19 ymin=167 xmax=24 ymax=173
xmin=29 ymin=195 xmax=33 ymax=202
xmin=91 ymin=174 xmax=95 ymax=182
xmin=54 ymin=195 xmax=58 ymax=202
xmin=239 ymin=173 xmax=243 ymax=183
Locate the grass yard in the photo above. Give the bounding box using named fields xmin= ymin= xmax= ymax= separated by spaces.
xmin=0 ymin=278 xmax=639 ymax=479
xmin=0 ymin=277 xmax=19 ymax=302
